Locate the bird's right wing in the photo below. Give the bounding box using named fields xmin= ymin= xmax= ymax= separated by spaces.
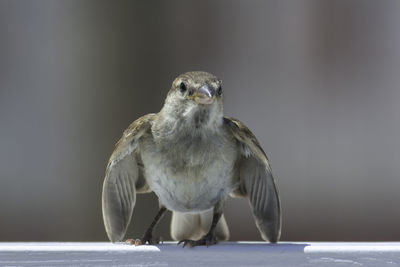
xmin=102 ymin=113 xmax=155 ymax=242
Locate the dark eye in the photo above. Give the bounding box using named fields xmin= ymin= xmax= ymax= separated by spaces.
xmin=179 ymin=82 xmax=187 ymax=94
xmin=217 ymin=86 xmax=222 ymax=96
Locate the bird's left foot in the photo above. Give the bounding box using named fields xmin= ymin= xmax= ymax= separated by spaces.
xmin=126 ymin=233 xmax=162 ymax=246
xmin=178 ymin=233 xmax=217 ymax=248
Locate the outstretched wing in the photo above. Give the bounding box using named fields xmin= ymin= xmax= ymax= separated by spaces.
xmin=224 ymin=117 xmax=281 ymax=243
xmin=102 ymin=113 xmax=155 ymax=242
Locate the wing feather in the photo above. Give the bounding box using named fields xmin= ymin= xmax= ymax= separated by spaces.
xmin=102 ymin=114 xmax=155 ymax=242
xmin=224 ymin=117 xmax=281 ymax=243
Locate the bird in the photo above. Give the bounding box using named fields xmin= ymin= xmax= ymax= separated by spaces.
xmin=102 ymin=71 xmax=281 ymax=247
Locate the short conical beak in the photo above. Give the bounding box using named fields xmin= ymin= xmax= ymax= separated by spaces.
xmin=195 ymin=84 xmax=215 ymax=105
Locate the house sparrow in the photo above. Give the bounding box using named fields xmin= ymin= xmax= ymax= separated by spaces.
xmin=102 ymin=71 xmax=281 ymax=247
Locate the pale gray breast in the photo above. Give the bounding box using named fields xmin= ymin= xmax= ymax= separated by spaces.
xmin=139 ymin=131 xmax=238 ymax=212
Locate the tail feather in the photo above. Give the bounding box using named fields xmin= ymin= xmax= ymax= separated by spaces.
xmin=171 ymin=210 xmax=229 ymax=241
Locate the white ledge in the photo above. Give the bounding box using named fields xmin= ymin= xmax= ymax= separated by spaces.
xmin=1 ymin=242 xmax=400 ymax=266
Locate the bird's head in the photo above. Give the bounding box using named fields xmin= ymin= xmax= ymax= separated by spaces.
xmin=169 ymin=71 xmax=223 ymax=106
xmin=161 ymin=71 xmax=224 ymax=130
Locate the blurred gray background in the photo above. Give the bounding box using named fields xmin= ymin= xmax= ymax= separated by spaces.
xmin=0 ymin=0 xmax=399 ymax=242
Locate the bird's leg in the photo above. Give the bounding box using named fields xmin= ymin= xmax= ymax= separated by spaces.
xmin=128 ymin=206 xmax=167 ymax=245
xmin=141 ymin=206 xmax=167 ymax=244
xmin=178 ymin=203 xmax=223 ymax=248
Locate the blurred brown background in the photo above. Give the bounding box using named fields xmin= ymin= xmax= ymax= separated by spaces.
xmin=0 ymin=0 xmax=399 ymax=242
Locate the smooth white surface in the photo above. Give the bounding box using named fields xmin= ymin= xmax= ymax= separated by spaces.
xmin=0 ymin=242 xmax=399 ymax=266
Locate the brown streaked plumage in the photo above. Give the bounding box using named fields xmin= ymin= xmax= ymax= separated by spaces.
xmin=102 ymin=71 xmax=281 ymax=247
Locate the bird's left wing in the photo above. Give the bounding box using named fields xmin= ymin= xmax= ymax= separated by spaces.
xmin=224 ymin=117 xmax=281 ymax=242
xmin=102 ymin=113 xmax=155 ymax=242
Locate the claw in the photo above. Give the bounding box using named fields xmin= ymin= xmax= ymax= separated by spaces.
xmin=125 ymin=234 xmax=162 ymax=246
xmin=178 ymin=233 xmax=217 ymax=248
xmin=178 ymin=239 xmax=191 ymax=248
xmin=135 ymin=239 xmax=143 ymax=246
xmin=125 ymin=239 xmax=135 ymax=245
